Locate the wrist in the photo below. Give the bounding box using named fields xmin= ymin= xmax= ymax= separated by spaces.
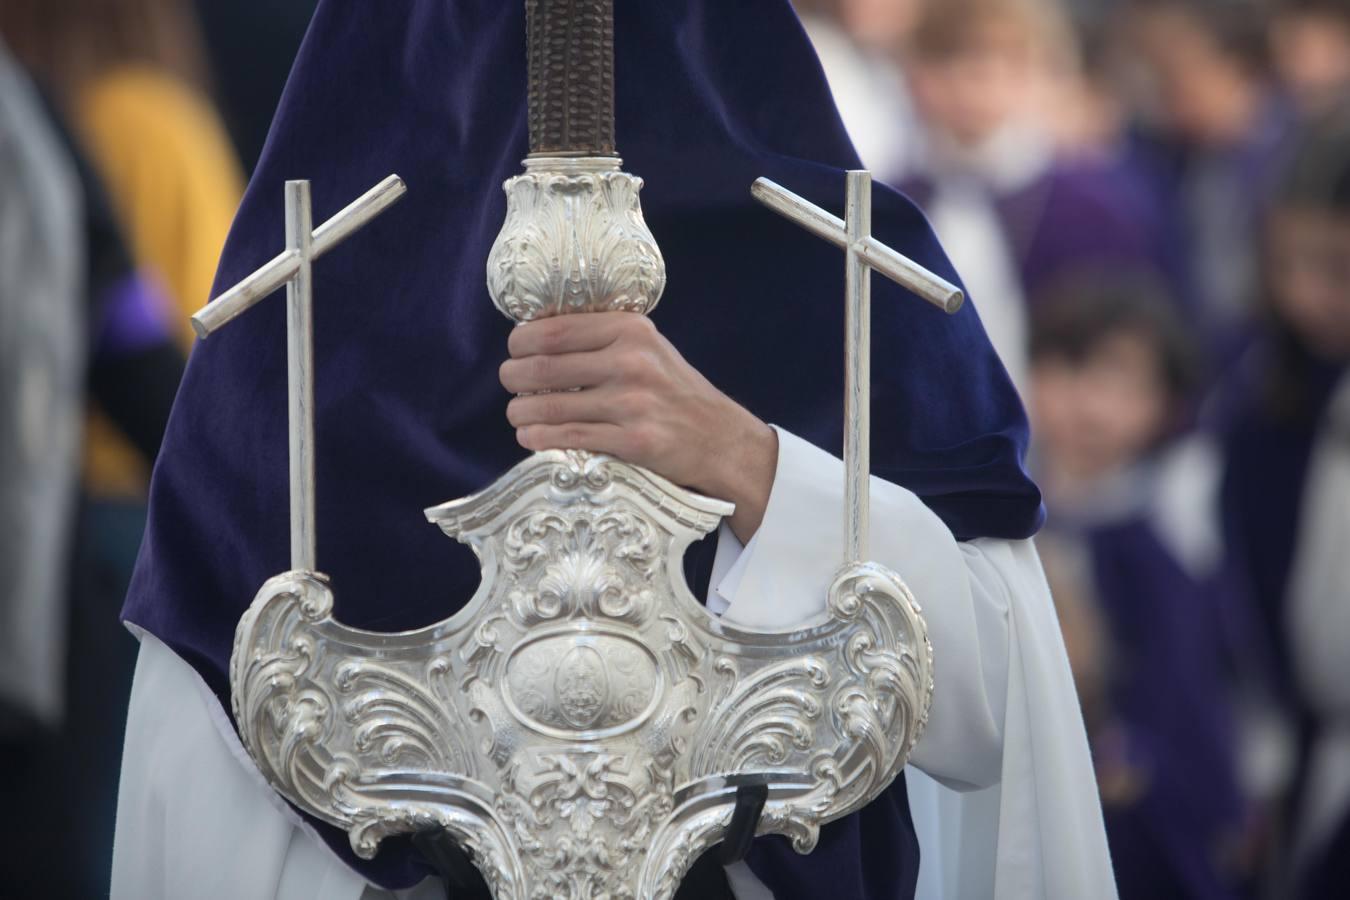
xmin=707 ymin=415 xmax=777 ymax=543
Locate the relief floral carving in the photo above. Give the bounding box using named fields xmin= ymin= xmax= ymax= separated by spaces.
xmin=230 ymin=451 xmax=932 ymax=899
xmin=486 ymin=159 xmax=666 ymax=323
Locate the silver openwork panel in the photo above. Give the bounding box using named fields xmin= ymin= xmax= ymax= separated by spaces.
xmin=231 ymin=450 xmax=933 ymax=899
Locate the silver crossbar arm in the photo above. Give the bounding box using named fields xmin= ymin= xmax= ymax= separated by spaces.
xmin=751 ymin=178 xmax=964 ymax=314
xmin=193 ymin=174 xmax=408 ymax=338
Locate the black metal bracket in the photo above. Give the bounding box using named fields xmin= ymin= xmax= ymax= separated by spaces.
xmin=719 ymin=782 xmax=769 ymax=865
xmin=412 ymin=827 xmax=492 ymax=900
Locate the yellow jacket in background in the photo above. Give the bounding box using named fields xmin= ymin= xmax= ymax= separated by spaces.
xmin=77 ymin=64 xmax=245 ymax=497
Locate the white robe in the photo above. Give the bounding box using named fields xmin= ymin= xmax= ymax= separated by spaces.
xmin=1287 ymin=373 xmax=1350 ymax=873
xmin=112 ymin=427 xmax=1116 ymax=899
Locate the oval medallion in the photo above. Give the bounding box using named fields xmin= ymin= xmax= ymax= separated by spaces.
xmin=503 ymin=631 xmax=661 ymax=738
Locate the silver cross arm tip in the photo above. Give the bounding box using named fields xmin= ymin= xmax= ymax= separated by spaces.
xmin=750 ymin=177 xmax=964 ymax=315
xmin=192 ymin=174 xmax=408 ymax=339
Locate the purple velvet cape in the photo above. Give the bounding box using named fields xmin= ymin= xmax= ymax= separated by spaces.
xmin=1070 ymin=515 xmax=1249 ymax=899
xmin=121 ymin=1 xmax=1043 ymax=894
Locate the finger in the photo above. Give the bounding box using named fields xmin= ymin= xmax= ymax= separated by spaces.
xmin=499 ymin=349 xmax=614 ymax=394
xmin=516 ymin=422 xmax=631 ymax=456
xmin=508 ymin=311 xmax=652 ymax=358
xmin=506 ymin=389 xmax=626 ymax=427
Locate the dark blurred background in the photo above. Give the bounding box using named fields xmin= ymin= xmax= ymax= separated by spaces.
xmin=0 ymin=2 xmax=314 ymax=896
xmin=2 ymin=1 xmax=1349 ymax=898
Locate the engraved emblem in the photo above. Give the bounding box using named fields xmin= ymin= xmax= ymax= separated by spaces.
xmin=555 ymin=645 xmax=609 ymax=728
xmin=204 ymin=132 xmax=948 ymax=900
xmin=230 ymin=450 xmax=934 ymax=899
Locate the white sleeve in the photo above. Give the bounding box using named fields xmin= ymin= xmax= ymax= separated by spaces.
xmin=111 ymin=631 xmax=393 ymax=900
xmin=709 ymin=427 xmax=1116 ymax=899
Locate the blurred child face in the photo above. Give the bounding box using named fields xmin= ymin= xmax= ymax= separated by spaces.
xmin=839 ymin=0 xmax=920 ymax=50
xmin=1127 ymin=7 xmax=1256 ymax=146
xmin=1271 ymin=13 xmax=1350 ymax=116
xmin=909 ymin=21 xmax=1038 ymax=146
xmin=1268 ymin=209 xmax=1350 ymax=361
xmin=1031 ymin=332 xmax=1173 ymax=481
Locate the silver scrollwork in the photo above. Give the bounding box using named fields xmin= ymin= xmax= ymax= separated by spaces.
xmin=486 ymin=157 xmax=666 ymax=322
xmin=231 ymin=451 xmax=933 ymax=899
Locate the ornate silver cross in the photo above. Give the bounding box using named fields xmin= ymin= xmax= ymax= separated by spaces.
xmin=222 ymin=6 xmax=957 ymax=900
xmin=750 ymin=173 xmax=963 ymax=564
xmin=191 ymin=174 xmax=408 ymax=573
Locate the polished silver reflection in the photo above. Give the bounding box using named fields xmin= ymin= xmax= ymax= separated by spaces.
xmin=486 ymin=157 xmax=665 ymax=322
xmin=194 ymin=175 xmax=406 ymax=572
xmin=232 ymin=450 xmax=932 ymax=899
xmin=227 ymin=162 xmax=937 ymax=899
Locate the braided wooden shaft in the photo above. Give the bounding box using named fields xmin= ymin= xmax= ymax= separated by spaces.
xmin=526 ymin=0 xmax=617 ymax=157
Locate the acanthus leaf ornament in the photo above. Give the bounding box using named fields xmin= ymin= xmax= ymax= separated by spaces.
xmin=486 ymin=157 xmax=665 ymax=322
xmin=231 ymin=450 xmax=933 ymax=899
xmin=204 ymin=5 xmax=963 ymax=897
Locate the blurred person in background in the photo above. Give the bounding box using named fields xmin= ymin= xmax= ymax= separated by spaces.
xmin=901 ymin=0 xmax=1171 ymax=392
xmin=1269 ymin=0 xmax=1350 ymax=121
xmin=1123 ymin=0 xmax=1294 ymax=367
xmin=1220 ymin=113 xmax=1350 ymax=900
xmin=0 ymin=0 xmax=243 ymax=583
xmin=0 ymin=1 xmax=219 ymax=892
xmin=1029 ymin=276 xmax=1258 ymax=899
xmin=0 ymin=0 xmax=244 ymax=355
xmin=1 ymin=37 xmax=84 ymax=749
xmin=793 ymin=0 xmax=923 ymax=183
xmin=0 ymin=33 xmax=184 ymax=897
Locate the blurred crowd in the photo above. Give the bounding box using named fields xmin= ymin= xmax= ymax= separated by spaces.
xmin=796 ymin=0 xmax=1350 ymax=897
xmin=0 ymin=1 xmax=314 ymax=895
xmin=1 ymin=0 xmax=1347 ymax=898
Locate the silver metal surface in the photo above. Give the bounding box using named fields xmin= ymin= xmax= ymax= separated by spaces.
xmin=750 ymin=177 xmax=965 ymax=314
xmin=227 ymin=161 xmax=937 ymax=899
xmin=232 ymin=451 xmax=933 ymax=900
xmin=220 ymin=24 xmax=939 ymax=895
xmin=752 ymin=171 xmax=964 ymax=570
xmin=844 ymin=171 xmax=871 ymax=564
xmin=284 ymin=181 xmax=317 ymax=572
xmin=194 ymin=175 xmax=404 ymax=572
xmin=486 ymin=156 xmax=665 ymax=322
xmin=192 ymin=174 xmax=407 ymax=338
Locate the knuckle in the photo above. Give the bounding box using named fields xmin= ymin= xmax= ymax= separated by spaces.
xmin=617 ymin=389 xmax=650 ymax=419
xmin=625 ymin=424 xmax=658 ymax=459
xmin=616 ymin=349 xmax=652 ymax=382
xmin=626 ymin=314 xmax=656 ymax=337
xmin=562 ymin=425 xmax=587 ymax=449
xmin=541 ymin=393 xmax=567 ymax=423
xmin=528 ymin=354 xmax=553 ymax=384
xmin=617 ymin=315 xmax=656 ymax=348
xmin=537 ymin=317 xmax=570 ymax=355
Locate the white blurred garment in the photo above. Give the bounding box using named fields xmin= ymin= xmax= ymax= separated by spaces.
xmin=923 ymin=183 xmax=1028 ymax=395
xmin=1287 ymin=373 xmax=1350 ymax=872
xmin=911 ymin=125 xmax=1058 ymax=397
xmin=0 ymin=39 xmax=85 ymax=731
xmin=798 ymin=15 xmax=918 ymax=184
